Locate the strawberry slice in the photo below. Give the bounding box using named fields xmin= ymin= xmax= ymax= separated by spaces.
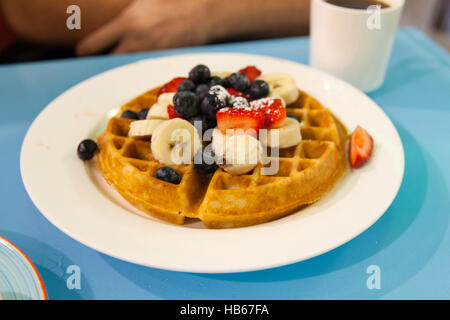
xmin=226 ymin=88 xmax=251 ymax=102
xmin=349 ymin=125 xmax=374 ymax=168
xmin=216 ymin=107 xmax=264 ymax=133
xmin=251 ymin=98 xmax=286 ymax=129
xmin=167 ymin=105 xmax=182 ymax=119
xmin=157 ymin=77 xmax=188 ymax=96
xmin=238 ymin=66 xmax=262 ymax=83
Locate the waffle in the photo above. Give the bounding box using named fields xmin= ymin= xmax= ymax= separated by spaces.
xmin=96 ymin=86 xmax=348 ymax=228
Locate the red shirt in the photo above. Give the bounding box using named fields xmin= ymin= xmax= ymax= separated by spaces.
xmin=0 ymin=9 xmax=16 ymax=54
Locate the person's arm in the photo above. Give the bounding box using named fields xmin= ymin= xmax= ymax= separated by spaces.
xmin=76 ymin=0 xmax=310 ymax=55
xmin=0 ymin=0 xmax=310 ymax=54
xmin=0 ymin=0 xmax=132 ymax=47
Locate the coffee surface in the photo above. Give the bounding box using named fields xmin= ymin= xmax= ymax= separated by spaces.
xmin=326 ymin=0 xmax=390 ymax=9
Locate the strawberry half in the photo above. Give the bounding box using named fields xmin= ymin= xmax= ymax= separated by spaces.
xmin=157 ymin=77 xmax=188 ymax=96
xmin=216 ymin=107 xmax=264 ymax=134
xmin=349 ymin=125 xmax=374 ymax=168
xmin=167 ymin=105 xmax=182 ymax=119
xmin=227 ymin=88 xmax=250 ymax=102
xmin=238 ymin=66 xmax=262 ymax=83
xmin=251 ymin=98 xmax=286 ymax=129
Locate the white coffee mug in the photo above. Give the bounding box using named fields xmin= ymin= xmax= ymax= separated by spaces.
xmin=310 ymin=0 xmax=404 ymax=92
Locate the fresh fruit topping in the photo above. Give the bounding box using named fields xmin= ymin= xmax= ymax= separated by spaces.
xmin=267 ymin=90 xmax=286 ymax=108
xmin=121 ymin=110 xmax=139 ymax=120
xmin=209 ymin=85 xmax=231 ymax=105
xmin=151 ymin=118 xmax=201 ymax=165
xmin=77 ymin=139 xmax=98 ymax=161
xmin=195 ymin=84 xmax=210 ymax=101
xmin=225 ymin=72 xmax=250 ymax=92
xmin=155 ymin=166 xmax=181 ymax=184
xmin=173 ymin=91 xmax=199 ymax=118
xmin=221 ymin=76 xmax=231 ymax=88
xmin=227 ymin=88 xmax=250 ymax=102
xmin=158 ymin=77 xmax=188 ymax=96
xmin=248 ymin=79 xmax=270 ymax=100
xmin=216 ymin=107 xmax=264 ymax=133
xmin=208 ymin=76 xmax=223 ymax=87
xmin=128 ymin=119 xmax=165 ymax=138
xmin=138 ymin=108 xmax=150 ymax=120
xmin=188 ymin=114 xmax=215 ymax=135
xmin=189 ymin=65 xmax=211 ymax=84
xmin=222 ymin=133 xmax=262 ymax=175
xmin=177 ymin=79 xmax=196 ymax=92
xmin=251 ymin=98 xmax=286 ymax=129
xmin=349 ymin=125 xmax=374 ymax=168
xmin=259 ymin=117 xmax=301 ymax=148
xmin=194 ymin=148 xmax=218 ymax=174
xmin=147 ymin=103 xmax=169 ymax=120
xmin=257 ymin=73 xmax=299 ymax=105
xmin=238 ymin=66 xmax=262 ymax=83
xmin=231 ymin=97 xmax=250 ymax=109
xmin=167 ymin=105 xmax=182 ymax=119
xmin=200 ymin=90 xmax=229 ymax=120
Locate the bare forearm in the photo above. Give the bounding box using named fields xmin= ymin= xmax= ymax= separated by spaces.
xmin=207 ymin=0 xmax=310 ymax=41
xmin=0 ymin=0 xmax=131 ymax=46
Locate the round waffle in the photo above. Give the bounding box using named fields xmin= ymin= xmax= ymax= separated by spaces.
xmin=96 ymin=85 xmax=348 ymax=228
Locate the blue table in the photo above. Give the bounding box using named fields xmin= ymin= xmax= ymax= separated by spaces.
xmin=1 ymin=27 xmax=449 ymax=300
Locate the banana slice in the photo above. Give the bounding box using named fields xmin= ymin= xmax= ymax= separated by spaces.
xmin=222 ymin=134 xmax=262 ymax=175
xmin=128 ymin=119 xmax=165 ymax=138
xmin=151 ymin=118 xmax=201 ymax=165
xmin=146 ymin=92 xmax=175 ymax=120
xmin=257 ymin=73 xmax=299 ymax=106
xmin=211 ymin=71 xmax=230 ymax=78
xmin=259 ymin=117 xmax=302 ymax=148
xmin=147 ymin=102 xmax=169 ymax=119
xmin=157 ymin=92 xmax=176 ymax=105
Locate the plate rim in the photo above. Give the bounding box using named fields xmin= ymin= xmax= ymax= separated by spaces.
xmin=0 ymin=235 xmax=48 ymax=299
xmin=20 ymin=52 xmax=405 ymax=273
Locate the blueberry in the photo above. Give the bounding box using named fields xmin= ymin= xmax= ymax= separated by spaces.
xmin=200 ymin=93 xmax=227 ymax=120
xmin=121 ymin=110 xmax=139 ymax=120
xmin=173 ymin=91 xmax=199 ymax=118
xmin=208 ymin=76 xmax=223 ymax=87
xmin=226 ymin=72 xmax=249 ymax=92
xmin=77 ymin=139 xmax=98 ymax=161
xmin=248 ymin=79 xmax=269 ymax=99
xmin=286 ymin=113 xmax=298 ymax=120
xmin=221 ymin=77 xmax=231 ymax=88
xmin=209 ymin=85 xmax=231 ymax=105
xmin=190 ymin=113 xmax=217 ymax=133
xmin=177 ymin=79 xmax=196 ymax=92
xmin=155 ymin=166 xmax=181 ymax=184
xmin=189 ymin=65 xmax=211 ymax=84
xmin=194 ymin=149 xmax=218 ymax=174
xmin=188 ymin=114 xmax=208 ymax=135
xmin=138 ymin=108 xmax=149 ymax=120
xmin=195 ymin=84 xmax=210 ymax=101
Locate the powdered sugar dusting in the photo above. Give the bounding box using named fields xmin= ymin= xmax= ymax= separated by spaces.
xmin=250 ymin=98 xmax=275 ymax=110
xmin=209 ymin=85 xmax=230 ymax=105
xmin=232 ymin=97 xmax=250 ymax=110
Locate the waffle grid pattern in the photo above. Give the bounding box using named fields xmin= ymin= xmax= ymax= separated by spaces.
xmin=97 ymin=87 xmax=348 ymax=228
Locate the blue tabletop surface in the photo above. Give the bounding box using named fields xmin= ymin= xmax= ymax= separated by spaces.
xmin=0 ymin=28 xmax=449 ymax=300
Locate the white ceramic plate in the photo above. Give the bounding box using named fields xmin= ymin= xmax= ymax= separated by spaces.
xmin=0 ymin=236 xmax=47 ymax=300
xmin=21 ymin=53 xmax=404 ymax=273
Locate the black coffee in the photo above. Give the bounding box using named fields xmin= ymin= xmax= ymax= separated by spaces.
xmin=326 ymin=0 xmax=390 ymax=9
